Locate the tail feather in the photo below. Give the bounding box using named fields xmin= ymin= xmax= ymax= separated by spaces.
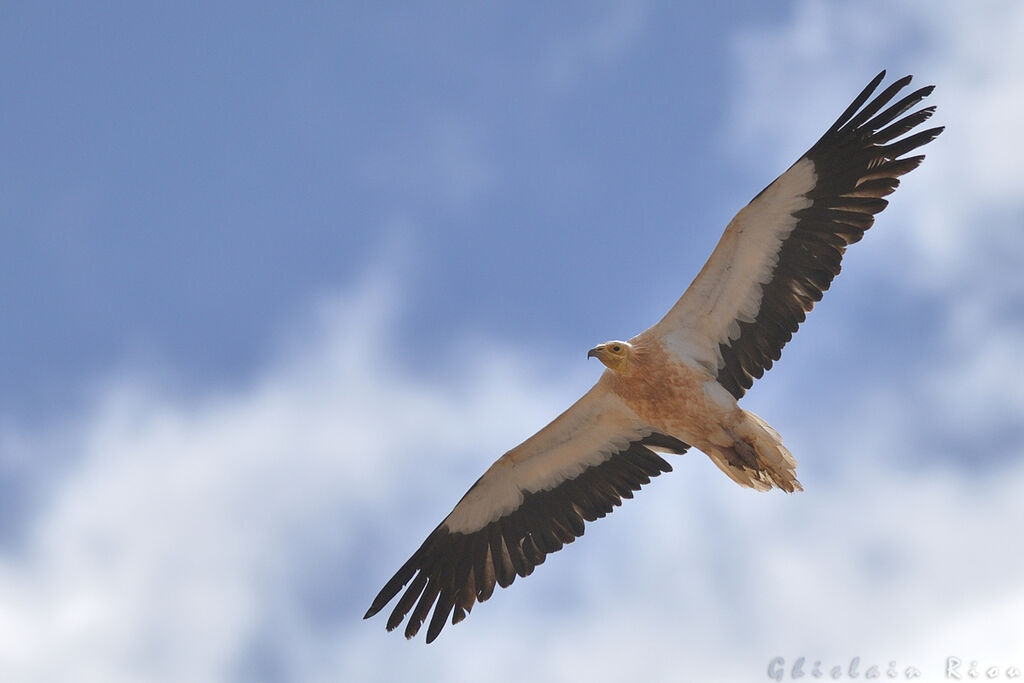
xmin=707 ymin=411 xmax=802 ymax=493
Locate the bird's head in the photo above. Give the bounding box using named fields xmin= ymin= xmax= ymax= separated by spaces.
xmin=587 ymin=340 xmax=634 ymax=373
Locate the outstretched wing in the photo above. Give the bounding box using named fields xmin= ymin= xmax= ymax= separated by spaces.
xmin=649 ymin=71 xmax=943 ymax=398
xmin=363 ymin=377 xmax=689 ymax=643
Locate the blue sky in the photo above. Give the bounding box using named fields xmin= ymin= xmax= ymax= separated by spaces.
xmin=1 ymin=1 xmax=779 ymax=421
xmin=2 ymin=2 xmax=1024 ymax=682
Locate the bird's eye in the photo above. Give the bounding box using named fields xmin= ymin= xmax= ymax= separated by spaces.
xmin=612 ymin=345 xmax=622 ymax=353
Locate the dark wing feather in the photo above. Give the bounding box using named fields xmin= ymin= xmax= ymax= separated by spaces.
xmin=363 ymin=432 xmax=685 ymax=643
xmin=715 ymin=72 xmax=942 ymax=398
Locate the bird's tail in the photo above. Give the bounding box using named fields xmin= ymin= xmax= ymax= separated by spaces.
xmin=707 ymin=411 xmax=802 ymax=493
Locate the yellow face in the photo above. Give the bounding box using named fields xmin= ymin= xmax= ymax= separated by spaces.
xmin=587 ymin=340 xmax=632 ymax=372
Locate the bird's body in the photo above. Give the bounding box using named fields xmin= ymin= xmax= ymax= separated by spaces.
xmin=592 ymin=335 xmax=799 ymax=492
xmin=365 ymin=71 xmax=943 ymax=642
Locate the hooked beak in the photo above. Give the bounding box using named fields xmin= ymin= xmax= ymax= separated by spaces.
xmin=587 ymin=345 xmax=603 ymax=360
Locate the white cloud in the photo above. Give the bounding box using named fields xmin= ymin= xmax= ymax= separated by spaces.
xmin=0 ymin=268 xmax=594 ymax=682
xmin=0 ymin=250 xmax=1022 ymax=681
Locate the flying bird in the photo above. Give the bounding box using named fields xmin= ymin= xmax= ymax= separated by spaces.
xmin=364 ymin=71 xmax=942 ymax=642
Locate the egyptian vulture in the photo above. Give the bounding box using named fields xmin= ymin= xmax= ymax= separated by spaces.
xmin=364 ymin=71 xmax=942 ymax=642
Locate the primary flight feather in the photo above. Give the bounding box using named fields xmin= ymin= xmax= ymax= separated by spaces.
xmin=364 ymin=71 xmax=943 ymax=642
